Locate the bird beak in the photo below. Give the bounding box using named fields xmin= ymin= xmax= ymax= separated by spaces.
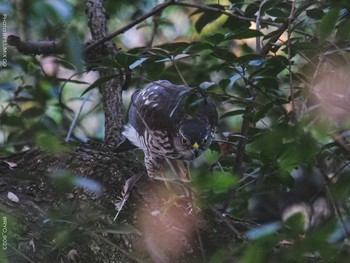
xmin=192 ymin=142 xmax=199 ymax=158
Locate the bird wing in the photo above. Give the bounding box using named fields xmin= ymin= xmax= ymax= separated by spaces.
xmin=129 ymin=80 xmax=188 ymax=134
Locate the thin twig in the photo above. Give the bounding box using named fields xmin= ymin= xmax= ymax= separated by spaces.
xmin=288 ymin=0 xmax=297 ymax=123
xmin=317 ymin=158 xmax=350 ymax=239
xmin=65 ymin=91 xmax=95 ymax=142
xmin=210 ymin=206 xmax=246 ymax=241
xmin=175 ymin=1 xmax=265 ymax=24
xmin=233 ymin=117 xmax=250 ymax=175
xmin=173 ymin=59 xmax=188 ymax=86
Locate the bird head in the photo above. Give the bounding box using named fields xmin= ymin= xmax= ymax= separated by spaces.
xmin=174 ymin=118 xmax=214 ymax=160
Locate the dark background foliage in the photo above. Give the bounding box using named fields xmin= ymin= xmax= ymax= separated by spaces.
xmin=1 ymin=0 xmax=350 ymax=262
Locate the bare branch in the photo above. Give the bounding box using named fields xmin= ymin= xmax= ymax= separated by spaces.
xmin=7 ymin=35 xmax=63 ymax=55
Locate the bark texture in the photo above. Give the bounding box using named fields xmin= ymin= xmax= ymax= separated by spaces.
xmin=86 ymin=0 xmax=124 ymax=147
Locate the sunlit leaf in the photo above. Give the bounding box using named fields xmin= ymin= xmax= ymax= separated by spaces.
xmin=220 ymin=110 xmax=245 ymax=119
xmin=129 ymin=57 xmax=148 ymax=70
xmin=35 ymin=133 xmax=62 ymax=153
xmin=194 ymin=7 xmax=223 ymax=33
xmin=199 ymin=81 xmax=215 ymax=90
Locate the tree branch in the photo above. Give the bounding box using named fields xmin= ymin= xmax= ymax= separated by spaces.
xmin=7 ymin=35 xmax=63 ymax=55
xmin=174 ymin=1 xmax=254 ymax=22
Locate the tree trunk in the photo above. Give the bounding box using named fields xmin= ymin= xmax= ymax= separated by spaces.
xmin=86 ymin=0 xmax=124 ymax=147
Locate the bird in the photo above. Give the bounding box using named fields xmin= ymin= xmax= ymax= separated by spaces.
xmin=122 ymin=80 xmax=218 ymax=180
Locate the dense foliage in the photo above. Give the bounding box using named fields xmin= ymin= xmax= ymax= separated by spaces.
xmin=1 ymin=0 xmax=350 ymax=262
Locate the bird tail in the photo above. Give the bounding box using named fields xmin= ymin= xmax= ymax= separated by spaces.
xmin=114 ymin=137 xmax=138 ymax=152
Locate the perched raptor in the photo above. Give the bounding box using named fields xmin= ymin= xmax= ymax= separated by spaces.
xmin=123 ymin=80 xmax=218 ymax=180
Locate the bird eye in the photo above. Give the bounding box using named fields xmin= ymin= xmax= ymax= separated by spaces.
xmin=181 ymin=138 xmax=189 ymax=145
xmin=202 ymin=138 xmax=208 ymax=144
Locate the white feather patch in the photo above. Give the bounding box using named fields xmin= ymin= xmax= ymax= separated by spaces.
xmin=122 ymin=125 xmax=144 ymax=149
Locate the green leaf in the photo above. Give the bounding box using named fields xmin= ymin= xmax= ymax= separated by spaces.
xmin=265 ymin=8 xmax=287 ymax=18
xmin=205 ymin=33 xmax=225 ymax=44
xmin=114 ymin=52 xmax=139 ymax=68
xmin=228 ymin=74 xmax=242 ymax=89
xmin=56 ymin=58 xmax=77 ymax=70
xmin=306 ymin=8 xmax=325 ymax=19
xmin=212 ymin=171 xmax=238 ymax=193
xmin=245 ymin=2 xmax=260 ymax=17
xmin=65 ymin=28 xmax=84 ymax=73
xmin=318 ymin=8 xmax=339 ymax=41
xmin=253 ymin=102 xmax=273 ymax=123
xmin=199 ymin=81 xmax=216 ymax=90
xmin=220 ymin=110 xmax=245 ymax=119
xmin=143 ymin=60 xmax=165 ymax=79
xmin=248 ymin=59 xmax=264 ymax=67
xmin=222 ymin=16 xmax=251 ymax=31
xmin=236 ymin=54 xmax=263 ymax=65
xmin=27 ymin=61 xmax=37 ymax=74
xmin=211 ymin=47 xmax=236 ymax=60
xmin=81 ymin=74 xmax=118 ymax=96
xmin=34 ymin=1 xmax=72 ymax=23
xmin=193 ymin=171 xmax=237 ymax=194
xmin=36 ymin=133 xmax=62 ymax=153
xmin=129 ymin=57 xmax=148 ymax=70
xmin=254 ymin=76 xmax=279 ymax=90
xmin=0 ymin=114 xmax=24 ymax=127
xmin=261 ymin=0 xmax=281 ymax=14
xmin=147 ymin=48 xmax=170 ymax=58
xmin=283 ymin=209 xmax=307 ymax=232
xmin=157 ymin=42 xmax=190 ymax=55
xmin=22 ymin=107 xmax=44 ymax=118
xmin=336 ymin=19 xmax=350 ymax=41
xmin=238 ymin=244 xmax=267 ymax=263
xmin=225 ymin=29 xmax=263 ymax=40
